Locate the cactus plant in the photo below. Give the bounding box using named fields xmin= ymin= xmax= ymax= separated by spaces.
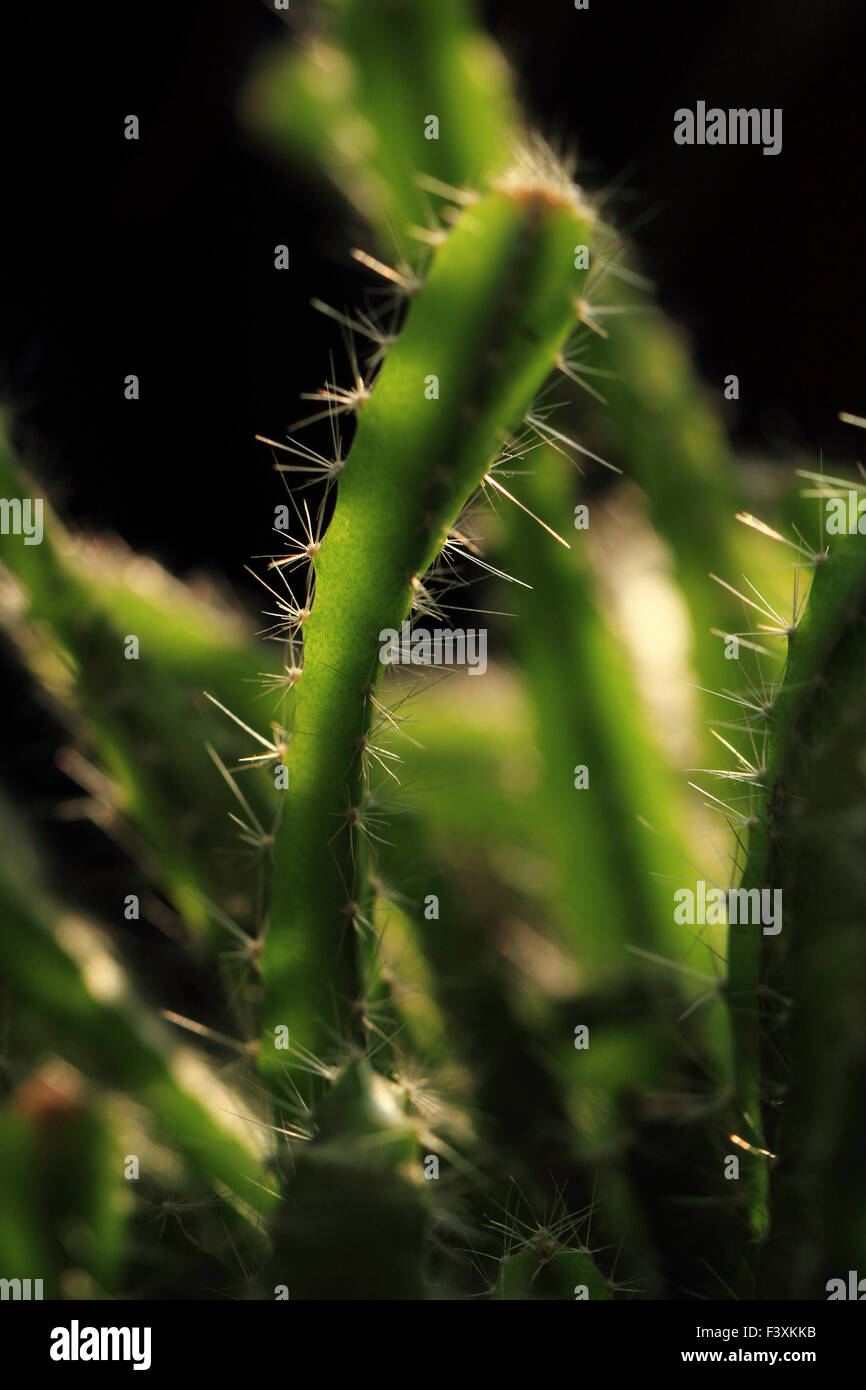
xmin=0 ymin=0 xmax=863 ymax=1304
xmin=709 ymin=482 xmax=866 ymax=1296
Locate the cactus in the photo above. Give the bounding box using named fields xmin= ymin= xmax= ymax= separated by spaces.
xmin=1 ymin=0 xmax=864 ymax=1305
xmin=496 ymin=1241 xmax=615 ymax=1301
xmin=261 ymin=163 xmax=597 ymax=1065
xmin=255 ymin=150 xmax=608 ymax=1297
xmin=0 ymin=426 xmax=277 ymax=946
xmin=707 ymin=478 xmax=866 ymax=1296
